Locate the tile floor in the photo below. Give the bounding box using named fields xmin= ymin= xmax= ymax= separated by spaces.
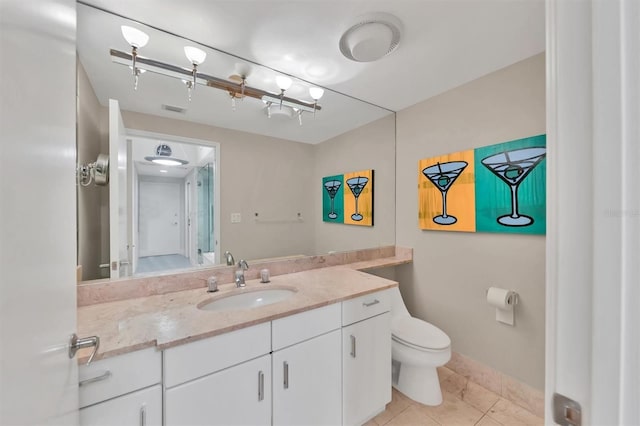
xmin=365 ymin=367 xmax=544 ymax=426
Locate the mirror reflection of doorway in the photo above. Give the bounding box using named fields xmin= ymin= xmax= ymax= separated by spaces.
xmin=131 ymin=136 xmax=218 ymax=275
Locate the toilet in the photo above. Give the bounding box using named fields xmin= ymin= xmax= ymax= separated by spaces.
xmin=390 ymin=287 xmax=451 ymax=406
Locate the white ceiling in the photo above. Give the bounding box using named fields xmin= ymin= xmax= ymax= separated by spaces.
xmin=78 ymin=0 xmax=545 ymax=143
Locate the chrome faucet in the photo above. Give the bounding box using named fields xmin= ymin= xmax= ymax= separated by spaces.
xmin=224 ymin=251 xmax=235 ymax=266
xmin=235 ymin=259 xmax=249 ymax=287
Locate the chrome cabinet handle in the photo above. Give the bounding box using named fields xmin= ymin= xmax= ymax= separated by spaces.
xmin=362 ymin=299 xmax=380 ymax=307
xmin=258 ymin=370 xmax=264 ymax=401
xmin=140 ymin=404 xmax=146 ymax=426
xmin=69 ymin=333 xmax=100 ymax=365
xmin=350 ymin=335 xmax=356 ymax=358
xmin=283 ymin=361 xmax=289 ymax=389
xmin=79 ymin=370 xmax=111 ymax=387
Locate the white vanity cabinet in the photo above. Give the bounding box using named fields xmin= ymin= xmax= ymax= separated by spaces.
xmin=342 ymin=290 xmax=392 ymax=426
xmin=164 ymin=322 xmax=272 ymax=426
xmin=271 ymin=304 xmax=342 ymax=426
xmin=78 ymin=347 xmax=162 ymax=426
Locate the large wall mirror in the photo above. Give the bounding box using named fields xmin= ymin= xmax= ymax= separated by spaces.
xmin=77 ymin=3 xmax=397 ymax=283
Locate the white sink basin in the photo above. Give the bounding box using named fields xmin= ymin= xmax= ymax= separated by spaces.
xmin=198 ymin=287 xmax=297 ymax=312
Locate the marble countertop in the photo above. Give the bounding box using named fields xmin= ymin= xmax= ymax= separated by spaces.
xmin=77 ymin=265 xmax=399 ymax=363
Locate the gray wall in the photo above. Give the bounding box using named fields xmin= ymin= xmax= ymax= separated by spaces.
xmin=121 ymin=111 xmax=317 ymax=263
xmin=313 ymin=114 xmax=396 ymax=254
xmin=76 ymin=61 xmax=108 ymax=280
xmin=395 ymin=54 xmax=546 ymax=390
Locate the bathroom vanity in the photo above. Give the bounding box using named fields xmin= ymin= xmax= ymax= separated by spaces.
xmin=77 ymin=263 xmax=402 ymax=426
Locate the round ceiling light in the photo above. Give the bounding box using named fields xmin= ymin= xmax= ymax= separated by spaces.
xmin=144 ymin=144 xmax=189 ymax=166
xmin=339 ymin=13 xmax=402 ymax=62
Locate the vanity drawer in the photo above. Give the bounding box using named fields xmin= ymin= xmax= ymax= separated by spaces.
xmin=164 ymin=322 xmax=271 ymax=388
xmin=342 ymin=289 xmax=392 ymax=326
xmin=272 ymin=303 xmax=341 ymax=351
xmin=79 ymin=347 xmax=161 ymax=409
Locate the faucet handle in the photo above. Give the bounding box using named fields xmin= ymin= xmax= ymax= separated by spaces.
xmin=207 ymin=276 xmax=218 ymax=292
xmin=238 ymin=259 xmax=249 ymax=270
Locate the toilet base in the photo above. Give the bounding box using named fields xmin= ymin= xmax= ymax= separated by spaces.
xmin=393 ymin=363 xmax=442 ymax=406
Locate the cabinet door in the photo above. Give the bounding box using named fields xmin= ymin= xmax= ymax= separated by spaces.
xmin=343 ymin=312 xmax=391 ymax=426
xmin=79 ymin=385 xmax=161 ymax=426
xmin=165 ymin=354 xmax=271 ymax=426
xmin=273 ymin=330 xmax=342 ymax=426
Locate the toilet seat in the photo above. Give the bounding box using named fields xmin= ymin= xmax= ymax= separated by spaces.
xmin=392 ymin=317 xmax=450 ymax=351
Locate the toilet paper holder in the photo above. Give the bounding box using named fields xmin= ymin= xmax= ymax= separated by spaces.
xmin=486 ymin=287 xmax=519 ymax=326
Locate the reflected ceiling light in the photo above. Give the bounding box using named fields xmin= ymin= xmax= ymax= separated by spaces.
xmin=339 ymin=13 xmax=402 ymax=62
xmin=144 ymin=144 xmax=189 ymax=166
xmin=121 ymin=25 xmax=149 ymax=90
xmin=111 ymin=31 xmax=323 ymax=118
xmin=184 ymin=46 xmax=206 ymax=99
xmin=309 ymin=87 xmax=324 ymax=115
xmin=275 ymin=75 xmax=293 ymax=109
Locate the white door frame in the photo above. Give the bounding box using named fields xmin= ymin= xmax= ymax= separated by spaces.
xmin=126 ymin=129 xmax=221 ymax=264
xmin=545 ymin=0 xmax=639 ymax=423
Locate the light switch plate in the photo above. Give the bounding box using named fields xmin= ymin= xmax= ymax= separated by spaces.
xmin=230 ymin=213 xmax=241 ymax=223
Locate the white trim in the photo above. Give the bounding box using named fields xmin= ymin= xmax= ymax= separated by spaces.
xmin=543 ymin=0 xmax=558 ymax=421
xmin=546 ymin=0 xmax=640 ymax=423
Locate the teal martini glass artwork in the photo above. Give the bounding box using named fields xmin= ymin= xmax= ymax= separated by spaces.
xmin=323 ymin=180 xmax=342 ymax=219
xmin=481 ymin=147 xmax=546 ymax=226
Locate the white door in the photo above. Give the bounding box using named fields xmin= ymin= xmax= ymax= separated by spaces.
xmin=272 ymin=330 xmax=342 ymax=426
xmin=109 ymin=99 xmax=131 ymax=278
xmin=138 ymin=180 xmax=183 ymax=257
xmin=0 ymin=0 xmax=80 ymax=424
xmin=546 ymin=0 xmax=639 ymax=424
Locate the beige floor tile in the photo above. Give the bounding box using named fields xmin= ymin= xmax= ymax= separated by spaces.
xmin=441 ymin=373 xmax=501 ymax=413
xmin=437 ymin=366 xmax=455 ymax=383
xmin=373 ymin=388 xmax=414 ymax=425
xmin=363 ymin=419 xmax=379 ymax=426
xmin=487 ymin=398 xmax=544 ymax=426
xmin=385 ymin=405 xmax=441 ymax=426
xmin=475 ymin=414 xmax=503 ymax=426
xmin=415 ymin=391 xmax=484 ymax=426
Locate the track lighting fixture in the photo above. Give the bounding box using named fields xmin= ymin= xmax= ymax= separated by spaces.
xmin=111 ymin=28 xmax=324 ymax=120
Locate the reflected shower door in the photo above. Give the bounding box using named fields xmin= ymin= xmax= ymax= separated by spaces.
xmin=197 ymin=163 xmax=215 ymax=264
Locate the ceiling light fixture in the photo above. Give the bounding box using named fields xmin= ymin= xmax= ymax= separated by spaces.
xmin=121 ymin=25 xmax=149 ymax=90
xmin=144 ymin=144 xmax=189 ymax=166
xmin=111 ymin=30 xmax=323 ymax=119
xmin=184 ymin=46 xmax=206 ymax=99
xmin=339 ymin=13 xmax=402 ymax=62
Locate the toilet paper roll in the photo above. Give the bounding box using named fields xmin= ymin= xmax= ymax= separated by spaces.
xmin=487 ymin=287 xmax=516 ymax=325
xmin=486 ymin=287 xmax=515 ymax=309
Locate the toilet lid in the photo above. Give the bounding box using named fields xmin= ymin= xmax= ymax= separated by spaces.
xmin=392 ymin=317 xmax=451 ymax=350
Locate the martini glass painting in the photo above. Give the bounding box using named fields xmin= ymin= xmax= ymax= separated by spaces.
xmin=422 ymin=161 xmax=468 ymax=225
xmin=323 ymin=180 xmax=341 ymax=219
xmin=481 ymin=147 xmax=546 ymax=226
xmin=346 ymin=176 xmax=369 ymax=221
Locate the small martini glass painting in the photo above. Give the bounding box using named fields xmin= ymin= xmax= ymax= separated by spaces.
xmin=346 ymin=176 xmax=369 ymax=221
xmin=422 ymin=161 xmax=468 ymax=225
xmin=322 ymin=170 xmax=374 ymax=226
